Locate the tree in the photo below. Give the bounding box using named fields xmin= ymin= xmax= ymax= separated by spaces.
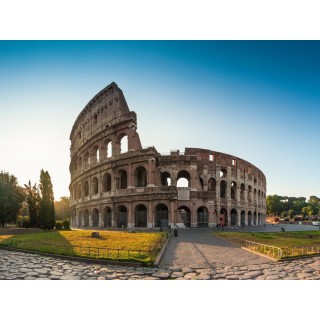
xmin=38 ymin=170 xmax=56 ymax=229
xmin=0 ymin=171 xmax=25 ymax=226
xmin=54 ymin=196 xmax=71 ymax=220
xmin=24 ymin=180 xmax=40 ymax=227
xmin=266 ymin=195 xmax=284 ymax=216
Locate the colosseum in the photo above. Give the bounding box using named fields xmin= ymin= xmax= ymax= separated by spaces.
xmin=69 ymin=82 xmax=267 ymax=229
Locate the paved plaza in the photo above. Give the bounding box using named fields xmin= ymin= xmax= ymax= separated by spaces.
xmin=0 ymin=224 xmax=320 ymax=280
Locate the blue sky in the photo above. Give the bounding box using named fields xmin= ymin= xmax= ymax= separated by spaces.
xmin=0 ymin=40 xmax=319 ymax=200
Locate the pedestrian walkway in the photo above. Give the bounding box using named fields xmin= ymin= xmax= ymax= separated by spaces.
xmin=159 ymin=228 xmax=273 ymax=269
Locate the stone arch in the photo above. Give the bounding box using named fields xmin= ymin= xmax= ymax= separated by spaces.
xmin=220 ymin=168 xmax=227 ymax=178
xmin=220 ymin=208 xmax=228 ymax=226
xmin=92 ymin=208 xmax=99 ymax=227
xmin=134 ymin=204 xmax=148 ymax=227
xmin=105 ymin=139 xmax=113 ymax=158
xmin=77 ymin=183 xmax=82 ymax=199
xmin=155 ymin=203 xmax=168 ymax=227
xmin=241 ymin=210 xmax=245 ymax=227
xmin=117 ymin=205 xmax=128 ymax=228
xmin=161 ymin=171 xmax=171 ymax=186
xmin=231 ymin=181 xmax=237 ymax=200
xmin=92 ymin=177 xmax=99 ymax=194
xmin=220 ymin=180 xmax=227 ymax=198
xmin=104 ymin=206 xmax=112 ymax=227
xmin=178 ymin=206 xmax=191 ymax=227
xmin=230 ymin=208 xmax=237 ymax=226
xmin=248 ymin=185 xmax=253 ymax=203
xmin=83 ymin=180 xmax=89 ymax=197
xmin=77 ymin=157 xmax=82 ymax=173
xmin=177 ymin=170 xmax=191 ymax=187
xmin=84 ymin=151 xmax=90 ymax=168
xmin=197 ymin=206 xmax=208 ymax=228
xmin=118 ymin=132 xmax=128 ymax=154
xmin=92 ymin=145 xmax=100 ymax=163
xmin=240 ymin=183 xmax=245 ymax=201
xmin=83 ymin=209 xmax=89 ymax=227
xmin=208 ymin=178 xmax=216 ymax=192
xmin=102 ymin=173 xmax=112 ymax=192
xmin=135 ymin=166 xmax=147 ymax=187
xmin=119 ymin=170 xmax=127 ymax=189
xmin=258 ymin=212 xmax=261 ymax=226
xmin=248 ymin=211 xmax=252 ymax=226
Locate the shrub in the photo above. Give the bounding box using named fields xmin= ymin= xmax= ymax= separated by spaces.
xmin=62 ymin=219 xmax=71 ymax=230
xmin=17 ymin=216 xmax=30 ymax=228
xmin=55 ymin=221 xmax=63 ymax=230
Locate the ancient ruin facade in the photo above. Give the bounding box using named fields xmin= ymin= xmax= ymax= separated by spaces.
xmin=69 ymin=82 xmax=267 ymax=229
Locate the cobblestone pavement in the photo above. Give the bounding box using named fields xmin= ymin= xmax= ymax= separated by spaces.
xmin=1 ymin=225 xmax=320 ymax=280
xmin=1 ymin=249 xmax=320 ymax=280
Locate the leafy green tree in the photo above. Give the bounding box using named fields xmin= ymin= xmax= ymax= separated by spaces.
xmin=24 ymin=180 xmax=40 ymax=228
xmin=38 ymin=170 xmax=56 ymax=229
xmin=0 ymin=171 xmax=25 ymax=226
xmin=54 ymin=196 xmax=71 ymax=220
xmin=266 ymin=195 xmax=284 ymax=216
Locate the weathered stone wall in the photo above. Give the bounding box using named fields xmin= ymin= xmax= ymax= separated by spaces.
xmin=69 ymin=82 xmax=267 ymax=229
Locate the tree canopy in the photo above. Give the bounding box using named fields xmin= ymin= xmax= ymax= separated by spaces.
xmin=0 ymin=171 xmax=25 ymax=226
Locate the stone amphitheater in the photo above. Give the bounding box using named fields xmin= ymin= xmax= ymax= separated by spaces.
xmin=69 ymin=82 xmax=267 ymax=229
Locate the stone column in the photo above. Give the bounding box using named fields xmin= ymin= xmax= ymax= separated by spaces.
xmin=128 ymin=202 xmax=134 ymax=228
xmin=170 ymin=201 xmax=175 ymax=226
xmin=89 ymin=212 xmax=93 ymax=227
xmin=76 ymin=212 xmax=80 ymax=227
xmin=98 ymin=212 xmax=104 ymax=228
xmin=111 ymin=211 xmax=116 ymax=228
xmin=147 ymin=159 xmax=155 ymax=187
xmin=127 ymin=163 xmax=133 ymax=189
xmin=148 ymin=201 xmax=153 ymax=228
xmin=191 ymin=202 xmax=197 ymax=228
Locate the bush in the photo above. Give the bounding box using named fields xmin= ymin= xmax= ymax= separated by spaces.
xmin=62 ymin=220 xmax=71 ymax=230
xmin=17 ymin=216 xmax=30 ymax=228
xmin=55 ymin=221 xmax=63 ymax=230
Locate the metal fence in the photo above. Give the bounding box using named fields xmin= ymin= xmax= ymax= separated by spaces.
xmin=0 ymin=235 xmax=167 ymax=264
xmin=226 ymin=238 xmax=320 ymax=259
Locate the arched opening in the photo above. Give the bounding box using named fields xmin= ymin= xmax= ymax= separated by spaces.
xmin=220 ymin=180 xmax=227 ymax=198
xmin=208 ymin=178 xmax=216 ymax=192
xmin=102 ymin=173 xmax=112 ymax=192
xmin=104 ymin=207 xmax=112 ymax=227
xmin=77 ymin=183 xmax=82 ymax=199
xmin=258 ymin=212 xmax=261 ymax=226
xmin=230 ymin=209 xmax=237 ymax=226
xmin=134 ymin=204 xmax=147 ymax=227
xmin=117 ymin=206 xmax=128 ymax=228
xmin=135 ymin=166 xmax=147 ymax=187
xmin=106 ymin=141 xmax=112 ymax=158
xmin=248 ymin=211 xmax=252 ymax=226
xmin=84 ymin=209 xmax=89 ymax=227
xmin=92 ymin=177 xmax=99 ymax=194
xmin=220 ymin=208 xmax=228 ymax=226
xmin=254 ymin=189 xmax=257 ymax=205
xmin=253 ymin=211 xmax=257 ymax=225
xmin=119 ymin=170 xmax=127 ymax=189
xmin=93 ymin=145 xmax=100 ymax=163
xmin=92 ymin=208 xmax=99 ymax=227
xmin=178 ymin=206 xmax=191 ymax=227
xmin=240 ymin=183 xmax=245 ymax=201
xmin=120 ymin=135 xmax=128 ymax=154
xmin=84 ymin=151 xmax=90 ymax=168
xmin=231 ymin=181 xmax=237 ymax=200
xmin=199 ymin=177 xmax=204 ymax=190
xmin=241 ymin=211 xmax=245 ymax=227
xmin=177 ymin=170 xmax=190 ymax=187
xmin=83 ymin=180 xmax=89 ymax=197
xmin=220 ymin=168 xmax=227 ymax=178
xmin=161 ymin=172 xmax=171 ymax=186
xmin=197 ymin=206 xmax=208 ymax=227
xmin=155 ymin=203 xmax=168 ymax=227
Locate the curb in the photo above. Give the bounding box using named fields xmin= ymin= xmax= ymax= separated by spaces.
xmin=153 ymin=232 xmax=172 ymax=267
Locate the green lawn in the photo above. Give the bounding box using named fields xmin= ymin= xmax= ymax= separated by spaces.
xmin=0 ymin=229 xmax=166 ymax=264
xmin=217 ymin=230 xmax=320 ymax=259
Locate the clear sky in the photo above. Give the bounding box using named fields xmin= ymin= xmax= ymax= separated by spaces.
xmin=0 ymin=40 xmax=319 ymax=200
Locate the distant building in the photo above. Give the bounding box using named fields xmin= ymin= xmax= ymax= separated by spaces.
xmin=69 ymin=82 xmax=266 ymax=228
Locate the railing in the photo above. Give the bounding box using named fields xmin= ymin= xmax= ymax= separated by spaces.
xmin=226 ymin=238 xmax=320 ymax=259
xmin=0 ymin=237 xmax=167 ymax=264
